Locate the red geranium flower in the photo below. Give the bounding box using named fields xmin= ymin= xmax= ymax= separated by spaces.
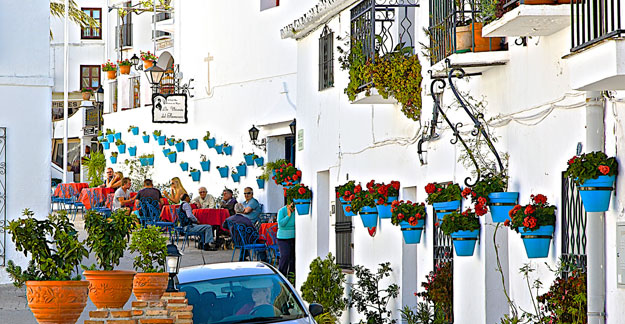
xmin=377 ymin=198 xmax=384 ymax=205
xmin=509 ymin=204 xmax=522 ymax=217
xmin=598 ymin=165 xmax=610 ymax=175
xmin=434 ymin=222 xmax=440 ymax=227
xmin=345 ymin=206 xmax=351 ymax=212
xmin=461 ymin=187 xmax=472 ymax=198
xmin=298 ymin=187 xmax=306 ymax=195
xmin=425 ymin=183 xmax=436 ymax=194
xmin=336 ymin=192 xmax=340 ymax=198
xmin=475 ymin=203 xmax=488 ymax=216
xmin=292 ymin=174 xmax=299 ymax=181
xmin=398 ymin=213 xmax=404 ymax=220
xmin=503 ymin=219 xmax=510 ymax=226
xmin=524 ymin=205 xmax=536 ymax=215
xmin=477 ymin=196 xmax=487 ymax=205
xmin=523 ymin=216 xmax=537 ymax=229
xmin=568 ymin=156 xmax=578 ymax=165
xmin=354 ymin=185 xmax=361 ymax=193
xmin=533 ymin=194 xmax=548 ymax=205
xmin=391 ymin=181 xmax=400 ymax=190
xmin=408 ymin=216 xmax=417 ymax=226
xmin=296 ymin=170 xmax=302 ymax=177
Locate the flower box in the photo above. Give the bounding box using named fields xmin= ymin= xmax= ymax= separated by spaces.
xmin=130 ymin=127 xmax=139 ymax=135
xmin=519 ymin=225 xmax=554 ymax=259
xmin=205 ymin=138 xmax=216 ymax=148
xmin=294 ymin=198 xmax=311 ymax=215
xmin=167 ymin=152 xmax=177 ymax=163
xmin=359 ymin=206 xmax=378 ymax=228
xmin=157 ymin=136 xmax=166 ymax=145
xmin=117 ymin=144 xmax=126 ymax=154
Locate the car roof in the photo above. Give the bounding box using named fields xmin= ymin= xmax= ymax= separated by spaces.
xmin=177 ymin=262 xmax=277 ymax=284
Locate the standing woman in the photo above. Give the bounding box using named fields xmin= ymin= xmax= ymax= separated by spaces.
xmin=164 ymin=177 xmax=188 ymax=204
xmin=276 ymin=200 xmax=296 ymax=277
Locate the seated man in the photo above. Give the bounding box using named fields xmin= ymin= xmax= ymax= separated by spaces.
xmin=220 ymin=188 xmax=237 ymax=216
xmin=112 ymin=178 xmax=134 ymax=212
xmin=241 ymin=187 xmax=262 ymax=226
xmin=224 ymin=203 xmax=268 ymax=262
xmin=135 ymin=179 xmax=163 ymax=204
xmin=99 ymin=167 xmax=115 ymax=188
xmin=180 ymin=194 xmax=217 ymax=251
xmin=192 ymin=186 xmax=216 ymax=208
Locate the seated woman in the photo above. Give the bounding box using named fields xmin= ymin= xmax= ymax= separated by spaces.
xmin=107 ymin=171 xmax=123 ymax=189
xmin=164 ymin=176 xmax=187 ymax=204
xmin=235 ymin=286 xmax=276 ymax=316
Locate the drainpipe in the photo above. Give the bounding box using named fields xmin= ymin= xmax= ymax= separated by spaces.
xmin=585 ymin=90 xmax=606 ymax=324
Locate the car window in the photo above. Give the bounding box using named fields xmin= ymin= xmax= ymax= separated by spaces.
xmin=179 ymin=274 xmax=307 ymax=324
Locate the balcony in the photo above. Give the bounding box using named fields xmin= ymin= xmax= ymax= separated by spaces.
xmin=115 ymin=24 xmax=133 ymax=49
xmin=153 ymin=11 xmax=175 ymax=34
xmin=482 ymin=0 xmax=571 ymax=37
xmin=565 ymin=0 xmax=625 ymax=90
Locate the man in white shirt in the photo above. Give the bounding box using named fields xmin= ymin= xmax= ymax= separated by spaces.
xmin=191 ymin=186 xmax=216 ymax=208
xmin=112 ymin=178 xmax=134 ymax=212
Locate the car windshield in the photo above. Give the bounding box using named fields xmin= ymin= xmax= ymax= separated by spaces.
xmin=179 ymin=274 xmax=307 ymax=324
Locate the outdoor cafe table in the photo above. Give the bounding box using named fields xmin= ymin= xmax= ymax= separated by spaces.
xmin=78 ymin=187 xmax=115 ymax=210
xmin=160 ymin=206 xmax=229 ymax=230
xmin=53 ymin=182 xmax=89 ymax=198
xmin=259 ymin=222 xmax=278 ymax=246
xmin=104 ymin=192 xmax=138 ymax=209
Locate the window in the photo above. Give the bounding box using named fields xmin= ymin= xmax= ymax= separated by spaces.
xmin=81 ymin=8 xmax=102 ymax=39
xmin=52 ymin=138 xmax=81 ymax=173
xmin=80 ymin=65 xmax=100 ymax=90
xmin=116 ymin=3 xmax=133 ymax=48
xmin=318 ymin=26 xmax=334 ymax=91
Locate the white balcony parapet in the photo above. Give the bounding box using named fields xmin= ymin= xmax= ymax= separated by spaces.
xmin=482 ymin=4 xmax=570 ymax=38
xmin=430 ymin=51 xmax=510 ymax=78
xmin=565 ymin=38 xmax=625 ymax=91
xmin=351 ymin=88 xmax=398 ymax=105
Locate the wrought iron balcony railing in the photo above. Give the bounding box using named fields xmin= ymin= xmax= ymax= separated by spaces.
xmin=115 ymin=24 xmax=133 ymax=49
xmin=152 ymin=11 xmax=172 ymax=23
xmin=571 ymin=0 xmax=625 ymax=52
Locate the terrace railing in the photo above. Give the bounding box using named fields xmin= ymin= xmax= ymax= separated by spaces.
xmin=571 ymin=0 xmax=625 ymax=52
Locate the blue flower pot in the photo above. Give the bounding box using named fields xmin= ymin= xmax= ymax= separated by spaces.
xmin=451 ymin=230 xmax=479 ymax=256
xmin=114 ymin=133 xmax=121 ymax=141
xmin=232 ymin=173 xmax=241 ymax=182
xmin=433 ymin=200 xmax=461 ymax=221
xmin=152 ymin=133 xmax=158 ymax=141
xmin=205 ymin=138 xmax=216 ymax=148
xmin=103 ymin=142 xmax=110 ymax=150
xmin=377 ymin=196 xmax=398 ymax=219
xmin=167 ymin=152 xmax=177 ymax=163
xmin=236 ymin=165 xmax=247 ymax=177
xmin=579 ymin=175 xmax=615 ymax=212
xmin=142 ymin=135 xmax=150 ymax=143
xmin=97 ymin=135 xmax=104 ymax=142
xmin=400 ymin=219 xmax=425 ymax=244
xmin=175 ymin=142 xmax=184 ymax=152
xmin=254 ymin=157 xmax=264 ymax=167
xmin=190 ymin=171 xmax=201 ymax=182
xmin=110 ymin=156 xmax=117 ymax=164
xmin=106 ymin=134 xmax=115 ymax=143
xmin=339 ymin=198 xmax=356 ymax=217
xmin=224 ymin=146 xmax=233 ymax=155
xmin=200 ymin=160 xmax=210 ymax=172
xmin=215 ymin=145 xmax=223 ymax=154
xmin=180 ymin=162 xmax=189 ymax=171
xmin=519 ymin=225 xmax=553 ymax=259
xmin=117 ymin=144 xmax=126 ymax=154
xmin=167 ymin=139 xmax=174 ymax=146
xmin=359 ymin=206 xmax=378 ymax=228
xmin=281 ymin=180 xmax=300 ymax=187
xmin=488 ymin=192 xmax=519 ymax=223
xmin=188 ymin=139 xmax=198 ymax=150
xmin=128 ymin=146 xmax=137 ymax=157
xmin=294 ymin=198 xmax=311 ymax=215
xmin=218 ymin=167 xmax=229 ymax=178
xmin=257 ymin=179 xmax=265 ymax=189
xmin=131 ymin=127 xmax=139 ymax=135
xmin=162 ymin=148 xmax=171 ymax=157
xmin=148 ymin=157 xmax=154 ymax=166
xmin=158 ymin=136 xmax=166 ymax=145
xmin=140 ymin=158 xmax=148 ymax=166
xmin=244 ymin=154 xmax=255 ymax=166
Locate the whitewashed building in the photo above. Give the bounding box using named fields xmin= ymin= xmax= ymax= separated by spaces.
xmin=282 ymin=0 xmax=625 ymax=323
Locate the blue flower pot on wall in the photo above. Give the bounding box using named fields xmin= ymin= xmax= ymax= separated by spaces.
xmin=180 ymin=162 xmax=189 ymax=172
xmin=339 ymin=197 xmax=355 ymax=216
xmin=142 ymin=135 xmax=150 ymax=143
xmin=200 ymin=160 xmax=210 ymax=172
xmin=205 ymin=138 xmax=216 ymax=148
xmin=578 ymin=175 xmax=616 ymax=212
xmin=359 ymin=206 xmax=378 ymax=228
xmin=377 ymin=196 xmax=398 ymax=219
xmin=433 ymin=200 xmax=461 ymax=221
xmin=232 ymin=173 xmax=241 ymax=182
xmin=188 ymin=139 xmax=198 ymax=150
xmin=224 ymin=146 xmax=233 ymax=155
xmin=167 ymin=138 xmax=175 ymax=146
xmin=190 ymin=171 xmax=201 ymax=182
xmin=294 ymin=198 xmax=311 ymax=215
xmin=218 ymin=167 xmax=229 ymax=178
xmin=148 ymin=157 xmax=154 ymax=166
xmin=114 ymin=133 xmax=121 ymax=141
xmin=131 ymin=127 xmax=139 ymax=135
xmin=162 ymin=148 xmax=171 ymax=157
xmin=236 ymin=165 xmax=247 ymax=177
xmin=152 ymin=133 xmax=158 ymax=141
xmin=244 ymin=154 xmax=255 ymax=166
xmin=257 ymin=179 xmax=265 ymax=189
xmin=215 ymin=145 xmax=223 ymax=154
xmin=254 ymin=157 xmax=264 ymax=167
xmin=400 ymin=219 xmax=425 ymax=244
xmin=110 ymin=156 xmax=117 ymax=164
xmin=117 ymin=144 xmax=126 ymax=154
xmin=158 ymin=136 xmax=166 ymax=145
xmin=97 ymin=135 xmax=104 ymax=142
xmin=106 ymin=134 xmax=115 ymax=143
xmin=128 ymin=146 xmax=137 ymax=157
xmin=451 ymin=230 xmax=479 ymax=256
xmin=140 ymin=158 xmax=149 ymax=166
xmin=167 ymin=152 xmax=177 ymax=163
xmin=488 ymin=192 xmax=519 ymax=223
xmin=175 ymin=142 xmax=185 ymax=152
xmin=103 ymin=142 xmax=110 ymax=150
xmin=519 ymin=225 xmax=554 ymax=259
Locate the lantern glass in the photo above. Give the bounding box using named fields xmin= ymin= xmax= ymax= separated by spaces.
xmin=95 ymin=86 xmax=104 ymax=103
xmin=130 ymin=54 xmax=140 ymax=66
xmin=248 ymin=125 xmax=259 ymax=142
xmin=289 ymin=119 xmax=296 ymax=135
xmin=145 ymin=65 xmax=165 ymax=85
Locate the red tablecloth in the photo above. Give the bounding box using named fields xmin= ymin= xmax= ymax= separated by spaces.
xmin=259 ymin=223 xmax=278 ymax=246
xmin=53 ymin=183 xmax=89 ymax=198
xmin=104 ymin=192 xmax=136 ymax=209
xmin=160 ymin=205 xmax=181 ymax=222
xmin=194 ymin=209 xmax=229 ymax=230
xmin=78 ymin=187 xmax=115 ymax=210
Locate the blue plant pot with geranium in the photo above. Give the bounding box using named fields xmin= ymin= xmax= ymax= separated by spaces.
xmin=254 ymin=157 xmax=264 ymax=167
xmin=103 ymin=142 xmax=110 ymax=150
xmin=167 ymin=152 xmax=177 ymax=163
xmin=180 ymin=162 xmax=189 ymax=172
xmin=224 ymin=146 xmax=233 ymax=156
xmin=400 ymin=219 xmax=425 ymax=244
xmin=257 ymin=179 xmax=265 ymax=189
xmin=377 ymin=196 xmax=398 ymax=219
xmin=106 ymin=134 xmax=115 ymax=143
xmin=142 ymin=135 xmax=150 ymax=143
xmin=488 ymin=192 xmax=519 ymax=223
xmin=140 ymin=158 xmax=148 ymax=166
xmin=218 ymin=167 xmax=228 ymax=178
xmin=433 ymin=200 xmax=461 ymax=221
xmin=131 ymin=127 xmax=139 ymax=135
xmin=578 ymin=175 xmax=616 ymax=212
xmin=339 ymin=197 xmax=355 ymax=216
xmin=190 ymin=171 xmax=201 ymax=182
xmin=117 ymin=144 xmax=126 ymax=154
xmin=519 ymin=225 xmax=553 ymax=258
xmin=294 ymin=198 xmax=311 ymax=215
xmin=200 ymin=160 xmax=210 ymax=172
xmin=359 ymin=206 xmax=378 ymax=228
xmin=244 ymin=154 xmax=255 ymax=166
xmin=187 ymin=139 xmax=198 ymax=150
xmin=114 ymin=133 xmax=121 ymax=141
xmin=236 ymin=165 xmax=247 ymax=177
xmin=451 ymin=230 xmax=479 ymax=256
xmin=232 ymin=173 xmax=241 ymax=182
xmin=162 ymin=148 xmax=171 ymax=157
xmin=128 ymin=146 xmax=137 ymax=157
xmin=158 ymin=136 xmax=166 ymax=145
xmin=215 ymin=145 xmax=223 ymax=154
xmin=205 ymin=138 xmax=216 ymax=148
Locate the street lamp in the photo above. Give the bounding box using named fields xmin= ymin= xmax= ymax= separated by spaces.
xmin=289 ymin=119 xmax=296 ymax=135
xmin=165 ymin=244 xmax=182 ymax=292
xmin=130 ymin=54 xmax=142 ymax=71
xmin=145 ymin=65 xmax=165 ymax=91
xmin=248 ymin=125 xmax=266 ymax=152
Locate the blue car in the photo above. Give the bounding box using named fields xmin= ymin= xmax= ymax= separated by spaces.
xmin=177 ymin=261 xmax=324 ymax=324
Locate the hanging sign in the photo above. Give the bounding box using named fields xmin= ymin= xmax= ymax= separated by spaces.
xmin=152 ymin=93 xmax=188 ymax=124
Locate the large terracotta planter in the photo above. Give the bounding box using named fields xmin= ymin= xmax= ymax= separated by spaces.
xmin=106 ymin=70 xmax=117 ymax=80
xmin=120 ymin=65 xmax=131 ymax=75
xmin=82 ymin=92 xmax=91 ymax=101
xmin=133 ymin=272 xmax=169 ymax=302
xmin=83 ymin=270 xmax=136 ymax=309
xmin=456 ymin=23 xmax=502 ymax=53
xmin=26 ymin=280 xmax=89 ymax=324
xmin=143 ymin=60 xmax=154 ymax=69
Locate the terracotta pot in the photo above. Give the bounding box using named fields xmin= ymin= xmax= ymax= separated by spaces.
xmin=83 ymin=270 xmax=136 ymax=309
xmin=120 ymin=65 xmax=131 ymax=75
xmin=26 ymin=280 xmax=89 ymax=324
xmin=82 ymin=92 xmax=91 ymax=100
xmin=143 ymin=60 xmax=154 ymax=69
xmin=133 ymin=272 xmax=169 ymax=301
xmin=106 ymin=70 xmax=117 ymax=80
xmin=456 ymin=22 xmax=502 ymax=53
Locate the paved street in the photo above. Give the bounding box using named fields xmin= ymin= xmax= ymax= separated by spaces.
xmin=0 ymin=212 xmax=235 ymax=323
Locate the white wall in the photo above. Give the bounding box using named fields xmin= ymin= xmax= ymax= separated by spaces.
xmin=0 ymin=0 xmax=52 ymax=284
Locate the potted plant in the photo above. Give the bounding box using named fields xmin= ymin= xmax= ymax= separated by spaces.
xmin=440 ymin=209 xmax=481 ymax=256
xmin=391 ymin=200 xmax=427 ymax=244
xmin=217 ymin=165 xmax=229 ymax=178
xmin=366 ymin=180 xmax=400 ymax=219
xmin=187 ymin=138 xmax=198 ymax=150
xmin=115 ymin=139 xmax=126 ymax=154
xmin=236 ymin=162 xmax=247 ymax=177
xmin=505 ymin=194 xmax=556 ymax=258
xmin=200 ymin=154 xmax=210 ymax=172
xmin=142 ymin=131 xmax=150 ymax=143
xmin=175 ymin=138 xmax=185 ymax=152
xmin=189 ymin=167 xmax=201 ymax=182
xmin=139 ymin=153 xmax=151 ymax=166
xmin=152 ymin=129 xmax=161 ymax=141
xmin=223 ymin=142 xmax=233 ymax=155
xmin=231 ymin=169 xmax=240 ymax=182
xmin=351 ymin=186 xmax=378 ymax=228
xmin=180 ymin=161 xmax=189 ymax=172
xmin=287 ymin=184 xmax=313 ymax=215
xmin=102 ymin=60 xmax=117 ymax=79
xmin=162 ymin=147 xmax=171 ymax=157
xmin=106 ymin=128 xmax=116 ymax=143
xmin=118 ymin=59 xmax=132 ymax=75
xmin=336 ymin=180 xmax=357 ymax=216
xmin=167 ymin=151 xmax=177 ymax=163
xmin=83 ymin=151 xmax=106 ymax=187
xmin=454 ymin=1 xmax=503 ymax=53
xmin=114 ymin=131 xmax=122 ymax=141
xmin=145 ymin=153 xmax=155 ymax=166
xmin=110 ymin=151 xmax=118 ymax=164
xmin=97 ymin=130 xmax=104 ymax=142
xmin=128 ymin=125 xmax=139 ymax=135
xmin=215 ymin=143 xmax=224 ymax=154
xmin=273 ymin=162 xmax=302 ymax=187
xmin=128 ymin=146 xmax=137 ymax=157
xmin=5 ymin=210 xmax=90 ymax=324
xmin=83 ymin=209 xmax=138 ymax=309
xmin=244 ymin=152 xmax=256 ymax=166
xmin=564 ymin=151 xmax=618 ymax=212
xmin=425 ymin=182 xmax=462 ymax=220
xmin=129 ymin=226 xmax=168 ymax=302
xmin=203 ymin=131 xmax=216 ymax=148
xmin=167 ymin=137 xmax=175 ymax=146
xmin=103 ymin=140 xmax=111 ymax=150
xmin=82 ymin=87 xmax=93 ymax=100
xmin=254 ymin=154 xmax=264 ymax=167
xmin=140 ymin=50 xmax=157 ymax=69
xmin=257 ymin=174 xmax=267 ymax=189
xmin=462 ymin=173 xmax=518 ymax=223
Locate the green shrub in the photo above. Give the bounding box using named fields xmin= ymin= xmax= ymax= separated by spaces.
xmin=301 ymin=253 xmax=346 ymax=319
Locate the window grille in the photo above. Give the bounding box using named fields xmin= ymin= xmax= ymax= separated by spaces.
xmin=561 ymin=172 xmax=587 ymax=275
xmin=335 ymin=200 xmax=353 ymax=269
xmin=319 ymin=26 xmax=334 ymax=91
